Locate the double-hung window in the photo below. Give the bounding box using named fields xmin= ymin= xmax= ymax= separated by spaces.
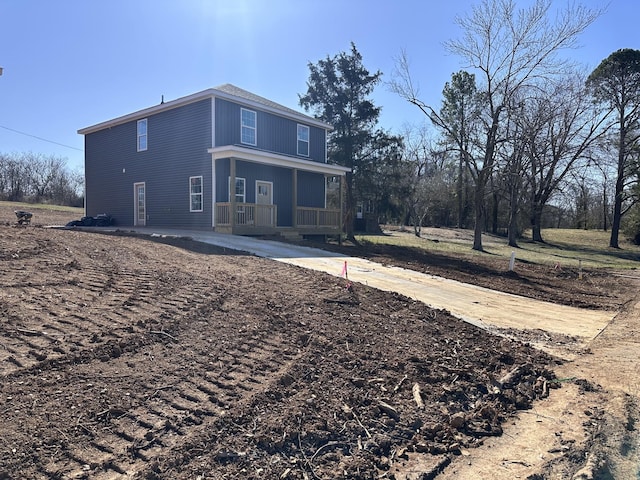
xmin=189 ymin=176 xmax=203 ymax=212
xmin=297 ymin=124 xmax=309 ymax=156
xmin=232 ymin=177 xmax=246 ymax=204
xmin=241 ymin=108 xmax=256 ymax=145
xmin=230 ymin=176 xmax=247 ymax=223
xmin=137 ymin=119 xmax=148 ymax=151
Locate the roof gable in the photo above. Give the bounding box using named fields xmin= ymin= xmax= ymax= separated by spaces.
xmin=78 ymin=84 xmax=331 ymax=135
xmin=214 ymin=84 xmax=306 ymax=119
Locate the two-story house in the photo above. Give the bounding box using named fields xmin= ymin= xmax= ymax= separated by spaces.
xmin=78 ymin=84 xmax=349 ymax=237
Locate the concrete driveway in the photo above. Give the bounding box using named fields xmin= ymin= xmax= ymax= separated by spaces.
xmin=132 ymin=228 xmax=617 ymax=348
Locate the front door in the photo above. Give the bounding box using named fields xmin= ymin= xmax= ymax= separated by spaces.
xmin=134 ymin=182 xmax=146 ymax=226
xmin=256 ymin=180 xmax=273 ymax=226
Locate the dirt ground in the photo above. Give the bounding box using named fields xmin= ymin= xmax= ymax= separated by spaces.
xmin=1 ymin=206 xmax=639 ymax=479
xmin=308 ymin=228 xmax=635 ymax=312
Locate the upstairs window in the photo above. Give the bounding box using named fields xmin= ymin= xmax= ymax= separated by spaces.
xmin=241 ymin=108 xmax=256 ymax=145
xmin=137 ymin=119 xmax=148 ymax=151
xmin=189 ymin=176 xmax=203 ymax=212
xmin=297 ymin=124 xmax=309 ymax=156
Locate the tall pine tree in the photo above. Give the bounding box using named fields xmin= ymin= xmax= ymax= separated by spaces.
xmin=299 ymin=43 xmax=390 ymax=240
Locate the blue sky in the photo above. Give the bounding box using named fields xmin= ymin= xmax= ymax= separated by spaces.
xmin=0 ymin=0 xmax=637 ymax=172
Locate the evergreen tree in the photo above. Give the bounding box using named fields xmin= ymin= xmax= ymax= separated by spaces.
xmin=299 ymin=43 xmax=395 ymax=240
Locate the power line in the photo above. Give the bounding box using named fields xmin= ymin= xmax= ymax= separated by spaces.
xmin=0 ymin=124 xmax=84 ymax=152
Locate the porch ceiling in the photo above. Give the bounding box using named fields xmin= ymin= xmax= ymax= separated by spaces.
xmin=208 ymin=145 xmax=350 ymax=176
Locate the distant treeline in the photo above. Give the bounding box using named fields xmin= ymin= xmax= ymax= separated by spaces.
xmin=0 ymin=152 xmax=83 ymax=207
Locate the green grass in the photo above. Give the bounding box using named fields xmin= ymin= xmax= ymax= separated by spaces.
xmin=356 ymin=228 xmax=640 ymax=271
xmin=3 ymin=200 xmax=636 ymax=270
xmin=0 ymin=201 xmax=83 ymax=214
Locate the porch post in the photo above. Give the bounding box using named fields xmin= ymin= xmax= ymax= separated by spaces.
xmin=230 ymin=157 xmax=236 ymax=231
xmin=212 ymin=157 xmax=216 ymax=229
xmin=339 ymin=175 xmax=344 ymax=242
xmin=292 ymin=168 xmax=298 ymax=229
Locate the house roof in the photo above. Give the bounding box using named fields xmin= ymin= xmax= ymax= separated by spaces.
xmin=209 ymin=145 xmax=350 ymax=176
xmin=214 ymin=84 xmax=308 ymax=119
xmin=78 ymin=84 xmax=332 ymax=135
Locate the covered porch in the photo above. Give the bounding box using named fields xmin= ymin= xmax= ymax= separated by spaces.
xmin=209 ymin=146 xmax=350 ymax=237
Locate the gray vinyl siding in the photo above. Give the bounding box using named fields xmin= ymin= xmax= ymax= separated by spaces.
xmin=85 ymin=99 xmax=213 ymax=228
xmin=85 ymin=93 xmax=333 ymax=231
xmin=214 ymin=98 xmax=326 ymax=162
xmin=215 ymin=159 xmax=294 ymax=226
xmin=214 ymin=158 xmax=230 ymax=203
xmin=297 ymin=171 xmax=326 ymax=208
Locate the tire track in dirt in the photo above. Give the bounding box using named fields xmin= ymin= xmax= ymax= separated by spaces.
xmin=1 ymin=231 xmax=307 ymax=478
xmin=2 ymin=224 xmax=593 ymax=479
xmin=30 ymin=329 xmax=304 ymax=479
xmin=0 ymin=244 xmax=201 ymax=377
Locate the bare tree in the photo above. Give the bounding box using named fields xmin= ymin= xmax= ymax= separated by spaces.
xmin=401 ymin=125 xmax=432 ymax=236
xmin=0 ymin=152 xmax=83 ymax=206
xmin=397 ymin=126 xmax=457 ymax=236
xmin=569 ymin=165 xmax=608 ymax=230
xmin=587 ymin=48 xmax=640 ymax=248
xmin=27 ymin=153 xmax=67 ymax=202
xmin=497 ymin=99 xmax=530 ymax=247
xmin=51 ymin=166 xmax=84 ymax=206
xmin=391 ymin=0 xmax=601 ymax=251
xmin=522 ymin=74 xmax=609 ymax=242
xmin=1 ymin=153 xmax=27 ymax=201
xmin=0 ymin=154 xmax=8 ymax=196
xmin=405 ymin=162 xmax=455 ymax=237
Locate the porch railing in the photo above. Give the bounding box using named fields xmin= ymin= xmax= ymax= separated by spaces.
xmin=215 ymin=203 xmax=277 ymax=227
xmin=296 ymin=207 xmax=340 ymax=229
xmin=215 ymin=203 xmax=341 ymax=231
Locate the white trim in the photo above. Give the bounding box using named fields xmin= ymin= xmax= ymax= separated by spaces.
xmin=211 ymin=96 xmax=216 ymax=148
xmin=297 ymin=124 xmax=310 ymax=157
xmin=137 ymin=118 xmax=148 ymax=152
xmin=229 ymin=176 xmax=246 ymax=203
xmin=133 ymin=182 xmax=146 ymax=226
xmin=212 ymin=158 xmax=216 ymax=227
xmin=324 ymin=130 xmax=329 ymax=163
xmin=189 ymin=175 xmax=203 ymax=212
xmin=211 ymin=97 xmax=216 ymax=228
xmin=209 ymin=145 xmax=350 ymax=176
xmin=78 ymin=87 xmax=332 ymax=135
xmin=324 ymin=177 xmax=327 ymax=209
xmin=240 ymin=108 xmax=257 ymax=146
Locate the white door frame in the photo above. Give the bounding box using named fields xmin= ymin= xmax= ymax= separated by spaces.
xmin=134 ymin=182 xmax=146 ymax=226
xmin=256 ymin=180 xmax=274 ymax=226
xmin=256 ymin=180 xmax=273 ymax=205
